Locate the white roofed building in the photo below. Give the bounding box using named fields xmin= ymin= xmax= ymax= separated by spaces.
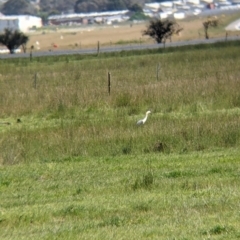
xmin=0 ymin=15 xmax=42 ymax=33
xmin=48 ymin=10 xmax=129 ymax=26
xmin=143 ymin=0 xmax=240 ymax=20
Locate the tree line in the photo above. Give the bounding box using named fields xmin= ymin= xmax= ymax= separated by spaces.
xmin=0 ymin=16 xmax=220 ymax=54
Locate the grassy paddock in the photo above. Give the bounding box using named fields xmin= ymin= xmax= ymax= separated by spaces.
xmin=0 ymin=41 xmax=240 ymax=239
xmin=1 ymin=150 xmax=240 ymax=239
xmin=1 ymin=41 xmax=240 ymax=162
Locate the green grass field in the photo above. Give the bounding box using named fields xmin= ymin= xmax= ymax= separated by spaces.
xmin=1 ymin=40 xmax=240 ymax=239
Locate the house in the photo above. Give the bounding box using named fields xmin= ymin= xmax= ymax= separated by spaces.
xmin=0 ymin=15 xmax=42 ymax=33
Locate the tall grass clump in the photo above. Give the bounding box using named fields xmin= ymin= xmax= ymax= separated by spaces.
xmin=0 ymin=41 xmax=240 ymax=164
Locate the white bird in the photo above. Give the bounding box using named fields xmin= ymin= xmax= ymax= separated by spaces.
xmin=136 ymin=111 xmax=151 ymax=125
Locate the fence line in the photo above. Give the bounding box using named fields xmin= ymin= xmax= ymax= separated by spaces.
xmin=1 ymin=67 xmax=240 ymax=85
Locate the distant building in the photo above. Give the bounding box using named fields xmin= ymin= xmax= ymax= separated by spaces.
xmin=0 ymin=15 xmax=42 ymax=33
xmin=207 ymin=3 xmax=216 ymax=9
xmin=143 ymin=1 xmax=240 ymax=20
xmin=48 ymin=10 xmax=129 ymax=26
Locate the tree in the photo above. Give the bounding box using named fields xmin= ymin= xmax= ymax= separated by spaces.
xmin=142 ymin=18 xmax=183 ymax=44
xmin=107 ymin=0 xmax=126 ymax=11
xmin=74 ymin=1 xmax=99 ymax=13
xmin=0 ymin=29 xmax=29 ymax=54
xmin=74 ymin=0 xmax=114 ymax=13
xmin=39 ymin=0 xmax=76 ymax=13
xmin=1 ymin=0 xmax=36 ymax=15
xmin=202 ymin=16 xmax=219 ymax=39
xmin=128 ymin=3 xmax=143 ymax=12
xmin=129 ymin=12 xmax=149 ymax=21
xmin=74 ymin=0 xmax=128 ymax=13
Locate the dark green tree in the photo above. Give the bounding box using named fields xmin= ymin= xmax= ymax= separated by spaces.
xmin=128 ymin=3 xmax=143 ymax=12
xmin=107 ymin=0 xmax=126 ymax=11
xmin=0 ymin=29 xmax=29 ymax=54
xmin=40 ymin=0 xmax=76 ymax=13
xmin=74 ymin=0 xmax=130 ymax=13
xmin=74 ymin=0 xmax=108 ymax=13
xmin=142 ymin=18 xmax=183 ymax=44
xmin=1 ymin=0 xmax=35 ymax=15
xmin=129 ymin=12 xmax=149 ymax=21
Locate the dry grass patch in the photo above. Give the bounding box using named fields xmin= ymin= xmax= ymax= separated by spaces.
xmin=28 ymin=24 xmax=148 ymax=51
xmin=27 ymin=12 xmax=240 ymax=52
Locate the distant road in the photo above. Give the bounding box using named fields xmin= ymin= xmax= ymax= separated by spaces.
xmin=1 ymin=36 xmax=240 ymax=59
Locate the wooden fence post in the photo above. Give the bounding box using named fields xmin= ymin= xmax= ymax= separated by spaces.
xmin=34 ymin=73 xmax=37 ymax=89
xmin=156 ymin=63 xmax=161 ymax=81
xmin=225 ymin=32 xmax=228 ymax=41
xmin=97 ymin=41 xmax=100 ymax=55
xmin=30 ymin=45 xmax=34 ymax=61
xmin=108 ymin=72 xmax=111 ymax=95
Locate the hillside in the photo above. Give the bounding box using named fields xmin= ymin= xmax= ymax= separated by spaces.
xmin=0 ymin=0 xmax=150 ymax=16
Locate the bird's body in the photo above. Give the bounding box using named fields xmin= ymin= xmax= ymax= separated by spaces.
xmin=137 ymin=111 xmax=151 ymax=125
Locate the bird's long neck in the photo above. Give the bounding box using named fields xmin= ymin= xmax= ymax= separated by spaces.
xmin=143 ymin=113 xmax=148 ymax=122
